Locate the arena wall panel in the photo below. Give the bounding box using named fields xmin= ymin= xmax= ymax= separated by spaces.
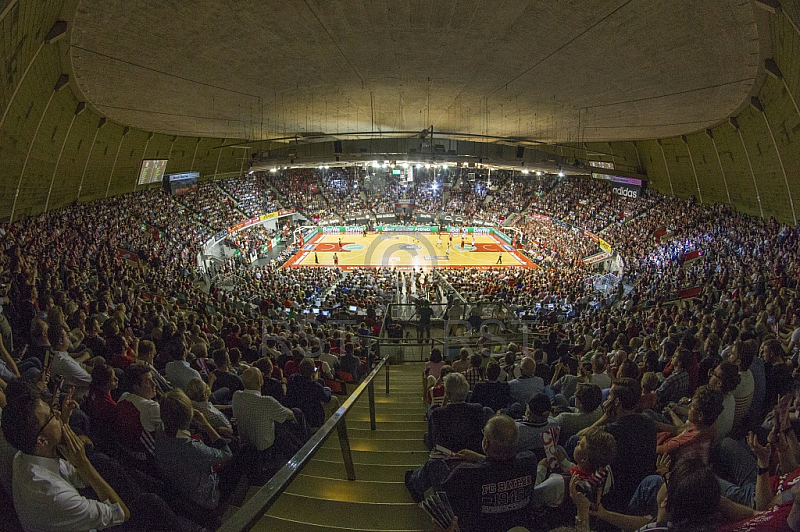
xmin=0 ymin=1 xmax=244 ymax=221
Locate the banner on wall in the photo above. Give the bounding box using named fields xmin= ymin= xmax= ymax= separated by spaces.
xmin=682 ymin=250 xmax=703 ymax=264
xmin=144 ymin=224 xmax=161 ymax=240
xmin=678 ymin=286 xmax=702 ymax=299
xmin=598 ymin=238 xmax=612 ymax=254
xmin=376 ymin=225 xmax=437 ymax=232
xmin=116 ymin=248 xmax=140 ymax=264
xmin=593 ymin=173 xmax=644 ymax=199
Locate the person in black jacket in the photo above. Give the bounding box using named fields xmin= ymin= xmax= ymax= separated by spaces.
xmin=284 ymin=358 xmax=332 ymax=428
xmin=426 ymin=373 xmax=489 ymax=453
xmin=470 ymin=361 xmax=513 ymax=412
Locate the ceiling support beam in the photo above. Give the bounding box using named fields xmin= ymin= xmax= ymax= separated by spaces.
xmin=11 ymin=74 xmax=68 ymax=221
xmin=729 ymin=117 xmax=763 ymax=218
xmin=706 ymin=129 xmax=731 ymax=206
xmin=656 ymin=139 xmax=674 ymax=196
xmin=750 ymin=97 xmax=795 ymax=224
xmin=134 ymin=132 xmax=154 ymax=191
xmin=681 ymin=135 xmax=703 ymax=203
xmin=213 ymin=138 xmax=227 ymax=179
xmin=106 ymin=127 xmax=129 ymax=198
xmin=77 ymin=118 xmax=106 ymax=201
xmin=764 ymin=58 xmax=800 ymax=122
xmin=190 ymin=138 xmax=201 ymax=172
xmin=45 ymin=102 xmax=85 ymax=212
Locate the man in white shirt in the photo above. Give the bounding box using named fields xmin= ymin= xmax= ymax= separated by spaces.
xmin=508 ymin=358 xmax=545 ymax=406
xmin=590 ymin=353 xmax=612 ymax=390
xmin=2 ymin=379 xmax=129 ymax=531
xmin=166 ymin=344 xmax=230 ymax=403
xmin=48 ymin=327 xmax=93 ymax=400
xmin=233 ymin=367 xmax=304 ymax=459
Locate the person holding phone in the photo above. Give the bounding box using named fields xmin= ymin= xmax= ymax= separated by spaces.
xmin=1 ymin=379 xmax=130 ymax=531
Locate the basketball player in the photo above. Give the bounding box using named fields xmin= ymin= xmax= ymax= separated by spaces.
xmin=314 ymin=251 xmax=319 ymax=264
xmin=496 ymin=253 xmax=502 ymax=265
xmin=437 ymin=232 xmax=442 ymax=245
xmin=471 ymin=233 xmax=475 ymax=247
xmin=338 ymin=237 xmax=342 ymax=249
xmin=461 ymin=236 xmax=465 ymax=249
xmin=333 ymin=253 xmax=339 ymax=267
xmin=446 ymin=242 xmax=450 ymax=255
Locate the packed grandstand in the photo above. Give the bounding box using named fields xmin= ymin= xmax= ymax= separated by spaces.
xmin=1 ymin=166 xmax=800 ymax=531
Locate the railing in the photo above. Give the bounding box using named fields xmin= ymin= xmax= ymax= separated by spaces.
xmin=218 ymin=356 xmax=391 ymax=532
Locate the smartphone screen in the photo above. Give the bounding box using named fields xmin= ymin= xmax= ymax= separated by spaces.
xmin=51 ymin=377 xmax=64 ymax=408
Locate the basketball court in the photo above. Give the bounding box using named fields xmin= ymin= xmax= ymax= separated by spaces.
xmin=283 ymin=230 xmax=537 ymax=270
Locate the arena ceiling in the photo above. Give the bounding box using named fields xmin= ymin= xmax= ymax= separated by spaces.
xmin=69 ymin=0 xmax=763 ymax=144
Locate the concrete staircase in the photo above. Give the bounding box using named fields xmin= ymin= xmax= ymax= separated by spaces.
xmin=245 ymin=363 xmax=433 ymax=531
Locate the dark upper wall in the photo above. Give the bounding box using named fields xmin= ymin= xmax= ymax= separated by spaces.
xmin=626 ymin=6 xmax=800 ymax=224
xmin=0 ymin=0 xmax=245 ymax=221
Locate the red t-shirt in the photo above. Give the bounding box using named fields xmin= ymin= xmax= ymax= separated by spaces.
xmin=719 ymin=467 xmax=800 ymax=532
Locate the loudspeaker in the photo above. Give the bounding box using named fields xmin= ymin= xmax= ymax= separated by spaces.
xmin=334 ymin=140 xmax=342 ymax=154
xmin=516 ymin=146 xmax=524 ymax=159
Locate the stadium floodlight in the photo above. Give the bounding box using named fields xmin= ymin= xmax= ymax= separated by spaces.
xmin=382 ymin=163 xmax=388 ymax=169
xmin=558 ymin=171 xmax=565 ymax=177
xmin=536 ymin=171 xmax=543 ymax=176
xmin=416 ymin=164 xmax=423 ymax=169
xmin=522 ymin=169 xmax=529 ymax=175
xmin=270 ymin=168 xmax=277 ymax=173
xmin=425 ymin=164 xmax=431 ymax=169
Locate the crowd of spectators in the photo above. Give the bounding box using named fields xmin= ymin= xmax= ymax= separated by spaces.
xmin=445 ymin=172 xmax=542 ymax=222
xmin=176 ymin=181 xmax=243 ymax=232
xmin=265 ymin=169 xmax=326 ymax=219
xmin=218 ymin=176 xmax=281 ymax=217
xmin=5 ymin=167 xmax=800 ymax=530
xmin=322 ymin=171 xmax=371 ymax=218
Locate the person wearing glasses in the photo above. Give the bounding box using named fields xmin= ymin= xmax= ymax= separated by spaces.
xmin=706 ymin=361 xmax=741 ymax=443
xmin=1 ymin=379 xmax=130 ymax=531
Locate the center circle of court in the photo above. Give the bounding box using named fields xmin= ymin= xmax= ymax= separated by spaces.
xmin=343 ymin=243 xmax=366 ymax=251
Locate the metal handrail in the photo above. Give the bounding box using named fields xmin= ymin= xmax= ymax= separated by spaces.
xmin=218 ymin=356 xmax=391 ymax=532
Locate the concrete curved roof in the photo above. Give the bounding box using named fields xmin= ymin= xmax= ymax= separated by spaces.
xmin=69 ymin=0 xmax=761 ymax=142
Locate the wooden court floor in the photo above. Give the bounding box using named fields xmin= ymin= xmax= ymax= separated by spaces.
xmin=283 ymin=231 xmax=537 ymax=270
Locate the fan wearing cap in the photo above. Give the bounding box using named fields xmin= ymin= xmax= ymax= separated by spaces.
xmin=516 ymin=392 xmax=559 ymax=459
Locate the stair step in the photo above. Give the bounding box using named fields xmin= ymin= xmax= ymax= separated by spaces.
xmin=350 ymin=402 xmax=423 ymax=412
xmin=347 ymin=428 xmax=427 ymax=440
xmin=264 ymin=493 xmax=430 ymax=530
xmin=302 ymin=459 xmax=416 ymax=482
xmin=348 ymin=419 xmax=428 ymax=431
xmin=286 ymin=474 xmax=415 ymax=503
xmin=348 ymin=412 xmax=426 ymax=422
xmin=314 ymin=447 xmax=429 ymax=466
xmin=252 ymin=515 xmax=430 ymax=532
xmin=322 ymin=437 xmax=427 ymax=452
